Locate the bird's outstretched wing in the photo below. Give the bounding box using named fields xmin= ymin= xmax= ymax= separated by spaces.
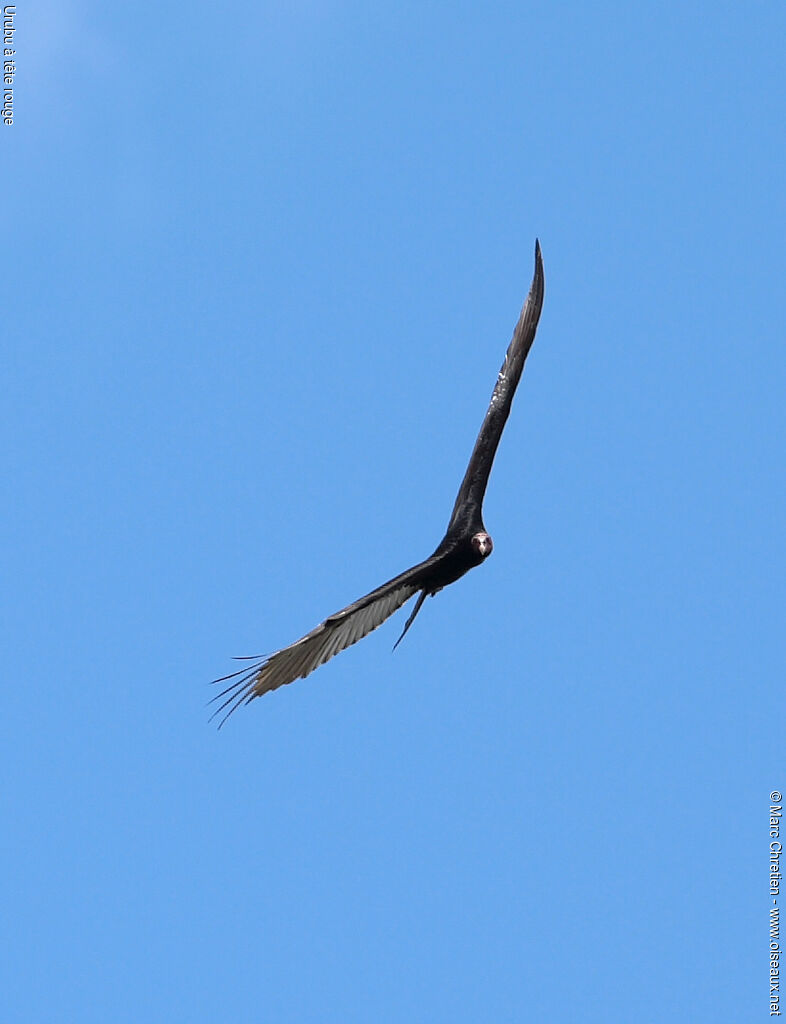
xmin=210 ymin=556 xmax=440 ymax=726
xmin=448 ymin=240 xmax=545 ymax=529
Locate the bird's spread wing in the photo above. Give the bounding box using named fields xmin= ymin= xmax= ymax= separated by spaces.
xmin=448 ymin=240 xmax=545 ymax=528
xmin=210 ymin=557 xmax=440 ymax=725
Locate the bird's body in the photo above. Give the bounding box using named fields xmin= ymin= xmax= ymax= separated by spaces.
xmin=212 ymin=241 xmax=545 ymax=724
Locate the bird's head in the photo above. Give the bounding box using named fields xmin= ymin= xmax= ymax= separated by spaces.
xmin=471 ymin=531 xmax=493 ymax=559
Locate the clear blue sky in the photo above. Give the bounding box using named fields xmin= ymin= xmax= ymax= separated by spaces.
xmin=3 ymin=3 xmax=784 ymax=1021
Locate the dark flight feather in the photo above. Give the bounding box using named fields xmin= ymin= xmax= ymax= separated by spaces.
xmin=448 ymin=239 xmax=544 ymax=529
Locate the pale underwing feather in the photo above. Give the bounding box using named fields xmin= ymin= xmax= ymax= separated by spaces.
xmin=210 ymin=580 xmax=420 ymax=726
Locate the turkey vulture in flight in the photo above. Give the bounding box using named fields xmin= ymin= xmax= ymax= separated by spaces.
xmin=211 ymin=241 xmax=545 ymax=724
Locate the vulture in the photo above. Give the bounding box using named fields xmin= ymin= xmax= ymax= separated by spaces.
xmin=212 ymin=241 xmax=545 ymax=724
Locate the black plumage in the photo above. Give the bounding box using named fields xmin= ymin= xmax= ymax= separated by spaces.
xmin=211 ymin=241 xmax=545 ymax=724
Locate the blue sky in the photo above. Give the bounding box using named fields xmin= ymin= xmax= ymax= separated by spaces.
xmin=3 ymin=3 xmax=784 ymax=1021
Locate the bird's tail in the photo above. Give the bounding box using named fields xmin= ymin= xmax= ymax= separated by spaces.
xmin=392 ymin=589 xmax=428 ymax=649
